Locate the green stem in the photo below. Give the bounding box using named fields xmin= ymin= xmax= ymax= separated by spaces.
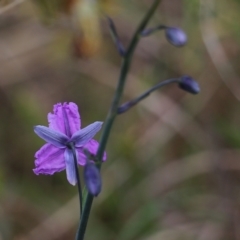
xmin=97 ymin=0 xmax=162 ymax=160
xmin=118 ymin=78 xmax=179 ymax=114
xmin=75 ymin=1 xmax=162 ymax=239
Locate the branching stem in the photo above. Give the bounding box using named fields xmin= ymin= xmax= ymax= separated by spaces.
xmin=118 ymin=78 xmax=179 ymax=114
xmin=75 ymin=1 xmax=162 ymax=239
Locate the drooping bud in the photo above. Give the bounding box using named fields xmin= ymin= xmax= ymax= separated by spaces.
xmin=107 ymin=17 xmax=126 ymax=57
xmin=84 ymin=162 xmax=102 ymax=196
xmin=165 ymin=27 xmax=187 ymax=47
xmin=178 ymin=75 xmax=200 ymax=94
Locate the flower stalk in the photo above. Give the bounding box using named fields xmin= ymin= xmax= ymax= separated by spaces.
xmin=118 ymin=78 xmax=180 ymax=114
xmin=141 ymin=25 xmax=166 ymax=36
xmin=117 ymin=75 xmax=200 ymax=114
xmin=75 ymin=0 xmax=163 ymax=239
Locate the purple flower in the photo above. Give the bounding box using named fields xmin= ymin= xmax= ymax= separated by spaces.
xmin=33 ymin=102 xmax=106 ymax=185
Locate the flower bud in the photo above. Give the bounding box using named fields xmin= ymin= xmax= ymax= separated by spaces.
xmin=84 ymin=162 xmax=102 ymax=196
xmin=178 ymin=75 xmax=200 ymax=94
xmin=165 ymin=27 xmax=187 ymax=47
xmin=107 ymin=17 xmax=126 ymax=57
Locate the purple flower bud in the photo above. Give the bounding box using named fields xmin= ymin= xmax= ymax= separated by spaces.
xmin=178 ymin=75 xmax=200 ymax=94
xmin=84 ymin=162 xmax=102 ymax=196
xmin=165 ymin=27 xmax=187 ymax=47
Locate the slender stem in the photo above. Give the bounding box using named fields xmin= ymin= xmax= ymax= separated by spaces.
xmin=141 ymin=25 xmax=166 ymax=36
xmin=118 ymin=78 xmax=179 ymax=114
xmin=97 ymin=0 xmax=162 ymax=161
xmin=69 ymin=143 xmax=83 ymax=215
xmin=75 ymin=1 xmax=162 ymax=239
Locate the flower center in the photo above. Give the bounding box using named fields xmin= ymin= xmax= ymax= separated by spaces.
xmin=66 ymin=140 xmax=76 ymax=149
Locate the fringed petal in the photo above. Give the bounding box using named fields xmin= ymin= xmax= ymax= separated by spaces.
xmin=76 ymin=149 xmax=87 ymax=166
xmin=48 ymin=102 xmax=81 ymax=136
xmin=75 ymin=139 xmax=107 ymax=166
xmin=84 ymin=139 xmax=107 ymax=161
xmin=33 ymin=143 xmax=65 ymax=175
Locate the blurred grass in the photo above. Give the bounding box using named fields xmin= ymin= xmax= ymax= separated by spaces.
xmin=1 ymin=0 xmax=240 ymax=239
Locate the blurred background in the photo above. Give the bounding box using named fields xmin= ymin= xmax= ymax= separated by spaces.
xmin=1 ymin=0 xmax=240 ymax=239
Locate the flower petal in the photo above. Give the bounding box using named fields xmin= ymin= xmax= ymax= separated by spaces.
xmin=75 ymin=140 xmax=107 ymax=166
xmin=34 ymin=126 xmax=69 ymax=148
xmin=64 ymin=148 xmax=78 ymax=185
xmin=48 ymin=102 xmax=81 ymax=136
xmin=84 ymin=139 xmax=107 ymax=161
xmin=76 ymin=149 xmax=87 ymax=166
xmin=71 ymin=121 xmax=103 ymax=147
xmin=33 ymin=143 xmax=65 ymax=175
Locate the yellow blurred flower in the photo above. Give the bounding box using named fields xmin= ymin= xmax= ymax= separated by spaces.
xmin=70 ymin=0 xmax=101 ymax=57
xmin=34 ymin=0 xmax=118 ymax=57
xmin=69 ymin=0 xmax=118 ymax=57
